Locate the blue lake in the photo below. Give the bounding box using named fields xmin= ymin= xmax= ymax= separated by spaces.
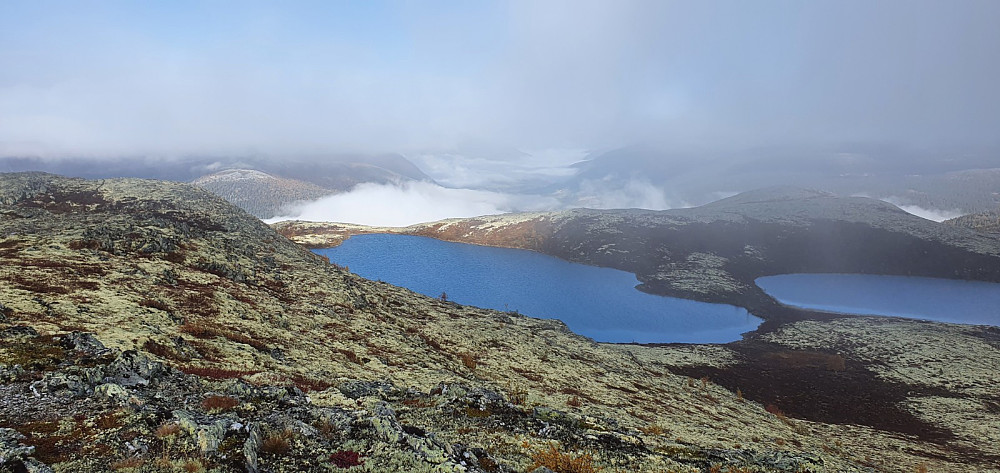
xmin=314 ymin=234 xmax=763 ymax=344
xmin=756 ymin=273 xmax=1000 ymax=326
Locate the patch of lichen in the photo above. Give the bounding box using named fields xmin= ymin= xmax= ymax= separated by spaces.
xmin=0 ymin=336 xmax=65 ymax=371
xmin=15 ymin=415 xmax=121 ymax=465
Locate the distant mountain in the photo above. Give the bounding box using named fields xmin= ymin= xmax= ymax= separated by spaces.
xmin=191 ymin=169 xmax=332 ymax=219
xmin=257 ymin=153 xmax=433 ymax=190
xmin=0 ymin=154 xmax=433 ymax=186
xmin=0 ymin=155 xmax=214 ymax=181
xmin=566 ymin=144 xmax=1000 ymax=212
xmin=854 ymin=168 xmax=1000 ymax=213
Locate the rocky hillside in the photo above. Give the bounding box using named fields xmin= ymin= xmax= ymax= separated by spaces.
xmin=944 ymin=207 xmax=1000 ymax=234
xmin=2 ymin=173 xmax=999 ymax=472
xmin=191 ymin=169 xmax=332 ymax=219
xmin=276 ymin=187 xmax=1000 ymax=321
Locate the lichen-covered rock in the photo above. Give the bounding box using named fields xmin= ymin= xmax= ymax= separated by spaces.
xmin=243 ymin=423 xmax=262 ymax=473
xmin=0 ymin=364 xmax=23 ymax=382
xmin=339 ymin=379 xmax=398 ymax=399
xmin=0 ymin=428 xmax=34 ymax=464
xmin=406 ymin=434 xmax=450 ymax=464
xmin=0 ymin=325 xmax=38 ymax=340
xmin=93 ymin=383 xmax=130 ymax=404
xmin=0 ymin=428 xmax=52 ymax=472
xmin=102 ymin=350 xmax=166 ymax=386
xmin=32 ymin=371 xmax=92 ymax=396
xmin=58 ymin=331 xmax=107 ymax=354
xmin=371 ymin=402 xmax=404 ymax=444
xmin=197 ymin=419 xmax=229 ymax=454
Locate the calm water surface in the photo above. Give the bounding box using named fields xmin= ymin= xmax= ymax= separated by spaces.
xmin=314 ymin=234 xmax=762 ymax=344
xmin=756 ymin=273 xmax=1000 ymax=326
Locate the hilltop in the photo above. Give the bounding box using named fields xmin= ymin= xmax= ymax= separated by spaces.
xmin=2 ymin=173 xmax=999 ymax=472
xmin=191 ymin=169 xmax=333 ymax=219
xmin=944 ymin=206 xmax=1000 ymax=234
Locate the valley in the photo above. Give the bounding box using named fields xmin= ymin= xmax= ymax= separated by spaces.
xmin=5 ymin=2 xmax=999 ymax=472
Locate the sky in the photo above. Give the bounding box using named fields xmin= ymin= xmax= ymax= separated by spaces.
xmin=2 ymin=0 xmax=999 ymax=158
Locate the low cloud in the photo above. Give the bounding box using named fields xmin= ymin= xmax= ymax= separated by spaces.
xmin=893 ymin=204 xmax=965 ymax=223
xmin=267 ymin=174 xmax=690 ymax=227
xmin=881 ymin=197 xmax=965 ymax=222
xmin=268 ymin=181 xmax=561 ymax=227
xmin=407 ymin=149 xmax=586 ymax=191
xmin=574 ymin=178 xmax=688 ymax=210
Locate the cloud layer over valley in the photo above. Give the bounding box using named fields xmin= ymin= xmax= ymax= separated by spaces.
xmin=267 ymin=181 xmax=561 ymax=227
xmin=267 ymin=173 xmax=691 ymax=227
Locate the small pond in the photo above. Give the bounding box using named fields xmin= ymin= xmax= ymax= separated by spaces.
xmin=756 ymin=273 xmax=1000 ymax=326
xmin=314 ymin=234 xmax=763 ymax=344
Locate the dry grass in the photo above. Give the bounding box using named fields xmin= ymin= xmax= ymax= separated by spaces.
xmin=529 ymin=443 xmax=601 ymax=473
xmin=179 ymin=322 xmax=270 ymax=351
xmin=95 ymin=410 xmax=124 ymax=430
xmin=336 ymin=348 xmax=362 ymax=364
xmin=182 ymin=459 xmax=204 ymax=472
xmin=459 ymin=352 xmax=478 ymax=370
xmin=638 ymin=424 xmax=667 ymax=436
xmin=179 ymin=366 xmax=259 ymax=379
xmin=139 ymin=298 xmax=171 ymax=311
xmin=261 ymin=429 xmax=294 ymax=456
xmin=507 ymin=383 xmax=528 ymax=406
xmin=142 ymin=339 xmax=179 ymax=360
xmin=288 ymin=374 xmax=335 ymax=393
xmin=110 ymin=456 xmax=145 ymax=470
xmin=765 ymin=404 xmax=795 ymax=426
xmin=155 ymin=422 xmax=181 ymax=438
xmin=200 ymin=395 xmax=239 ymax=412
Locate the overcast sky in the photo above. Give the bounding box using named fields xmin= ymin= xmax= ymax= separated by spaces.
xmin=1 ymin=0 xmax=998 ymax=157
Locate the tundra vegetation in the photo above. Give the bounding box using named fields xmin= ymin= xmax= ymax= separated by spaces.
xmin=1 ymin=173 xmax=999 ymax=472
